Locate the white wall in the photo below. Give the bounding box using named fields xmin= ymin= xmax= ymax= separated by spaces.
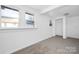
xmin=67 ymin=16 xmax=79 ymax=38
xmin=0 ymin=5 xmax=53 ymax=54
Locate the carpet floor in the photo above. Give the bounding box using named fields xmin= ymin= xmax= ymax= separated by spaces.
xmin=13 ymin=36 xmax=79 ymax=54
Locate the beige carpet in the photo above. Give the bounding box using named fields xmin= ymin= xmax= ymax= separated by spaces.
xmin=13 ymin=36 xmax=79 ymax=54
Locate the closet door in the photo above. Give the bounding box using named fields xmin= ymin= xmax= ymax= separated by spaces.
xmin=55 ymin=19 xmax=63 ymax=36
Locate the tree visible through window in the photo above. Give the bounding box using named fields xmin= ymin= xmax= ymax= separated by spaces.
xmin=1 ymin=5 xmax=19 ymax=28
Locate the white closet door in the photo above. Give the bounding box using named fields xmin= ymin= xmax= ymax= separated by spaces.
xmin=55 ymin=19 xmax=63 ymax=36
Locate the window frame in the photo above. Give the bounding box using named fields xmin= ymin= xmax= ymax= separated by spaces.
xmin=1 ymin=5 xmax=19 ymax=12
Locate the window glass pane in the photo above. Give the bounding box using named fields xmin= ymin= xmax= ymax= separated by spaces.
xmin=25 ymin=13 xmax=34 ymax=28
xmin=6 ymin=23 xmax=18 ymax=28
xmin=1 ymin=6 xmax=19 ymax=28
xmin=25 ymin=14 xmax=33 ymax=20
xmin=1 ymin=8 xmax=19 ymax=18
xmin=1 ymin=23 xmax=5 ymax=27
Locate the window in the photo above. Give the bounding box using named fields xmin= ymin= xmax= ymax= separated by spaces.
xmin=25 ymin=13 xmax=34 ymax=28
xmin=1 ymin=5 xmax=19 ymax=28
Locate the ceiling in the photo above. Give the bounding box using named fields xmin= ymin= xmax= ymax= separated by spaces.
xmin=28 ymin=5 xmax=51 ymax=11
xmin=47 ymin=5 xmax=79 ymax=18
xmin=28 ymin=5 xmax=79 ymax=18
xmin=28 ymin=5 xmax=61 ymax=13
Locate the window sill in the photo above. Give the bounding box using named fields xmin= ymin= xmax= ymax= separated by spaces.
xmin=0 ymin=27 xmax=37 ymax=30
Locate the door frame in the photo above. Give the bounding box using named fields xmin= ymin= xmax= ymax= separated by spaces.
xmin=54 ymin=16 xmax=67 ymax=39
